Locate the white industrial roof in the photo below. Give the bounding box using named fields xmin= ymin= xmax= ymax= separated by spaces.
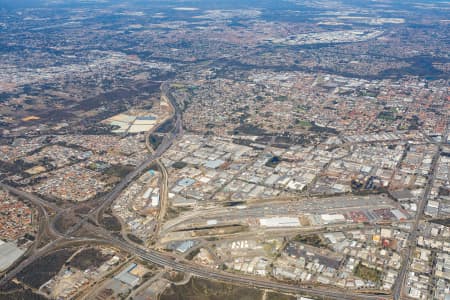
xmin=259 ymin=217 xmax=300 ymax=227
xmin=0 ymin=242 xmax=25 ymax=271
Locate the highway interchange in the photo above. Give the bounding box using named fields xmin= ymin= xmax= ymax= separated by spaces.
xmin=0 ymin=82 xmax=445 ymax=300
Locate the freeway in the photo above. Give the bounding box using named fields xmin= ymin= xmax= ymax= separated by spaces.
xmin=142 ymin=86 xmax=172 ymax=238
xmin=152 ymin=159 xmax=169 ymax=238
xmin=0 ymin=183 xmax=62 ymax=241
xmin=0 ymin=82 xmax=390 ymax=300
xmin=0 ymin=183 xmax=59 ymax=279
xmin=90 ymin=81 xmax=182 ymax=223
xmin=0 ymin=225 xmax=385 ymax=300
xmin=0 ymin=235 xmax=113 ymax=286
xmin=47 ymin=82 xmax=183 ymax=238
xmin=0 ymin=208 xmax=387 ymax=300
xmin=0 ymin=183 xmax=61 ymax=213
xmin=0 ymin=81 xmax=182 ymax=284
xmin=108 ymin=237 xmax=385 ymax=300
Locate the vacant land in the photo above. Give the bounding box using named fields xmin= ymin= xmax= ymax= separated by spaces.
xmin=17 ymin=249 xmax=76 ymax=288
xmin=104 ymin=164 xmax=134 ymax=178
xmin=161 ymin=277 xmax=302 ymax=300
xmin=0 ymin=289 xmax=47 ymax=300
xmin=70 ymin=248 xmax=112 ymax=270
xmin=53 ymin=213 xmax=81 ymax=234
xmin=354 ymin=262 xmax=382 ymax=283
xmin=266 ymin=291 xmax=297 ymax=300
xmin=160 ymin=277 xmax=264 ymax=300
xmin=100 ymin=215 xmax=122 ymax=232
xmin=293 ymin=234 xmax=328 ymax=248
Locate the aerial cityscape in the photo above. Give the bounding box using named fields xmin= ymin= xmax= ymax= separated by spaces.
xmin=0 ymin=0 xmax=449 ymax=299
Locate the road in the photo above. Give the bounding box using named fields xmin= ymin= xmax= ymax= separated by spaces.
xmin=104 ymin=236 xmax=386 ymax=300
xmin=392 ymin=145 xmax=444 ymax=299
xmin=154 ymin=160 xmax=169 ymax=230
xmin=0 ymin=183 xmax=62 ymax=243
xmin=0 ymin=183 xmax=61 ymax=213
xmin=159 ymin=194 xmax=397 ymax=235
xmin=0 ymin=182 xmax=390 ymax=300
xmin=90 ymin=81 xmax=182 ymax=221
xmin=0 ymin=82 xmax=390 ymax=300
xmin=1 ymin=227 xmax=384 ymax=300
xmin=47 ymin=82 xmax=182 ymax=238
